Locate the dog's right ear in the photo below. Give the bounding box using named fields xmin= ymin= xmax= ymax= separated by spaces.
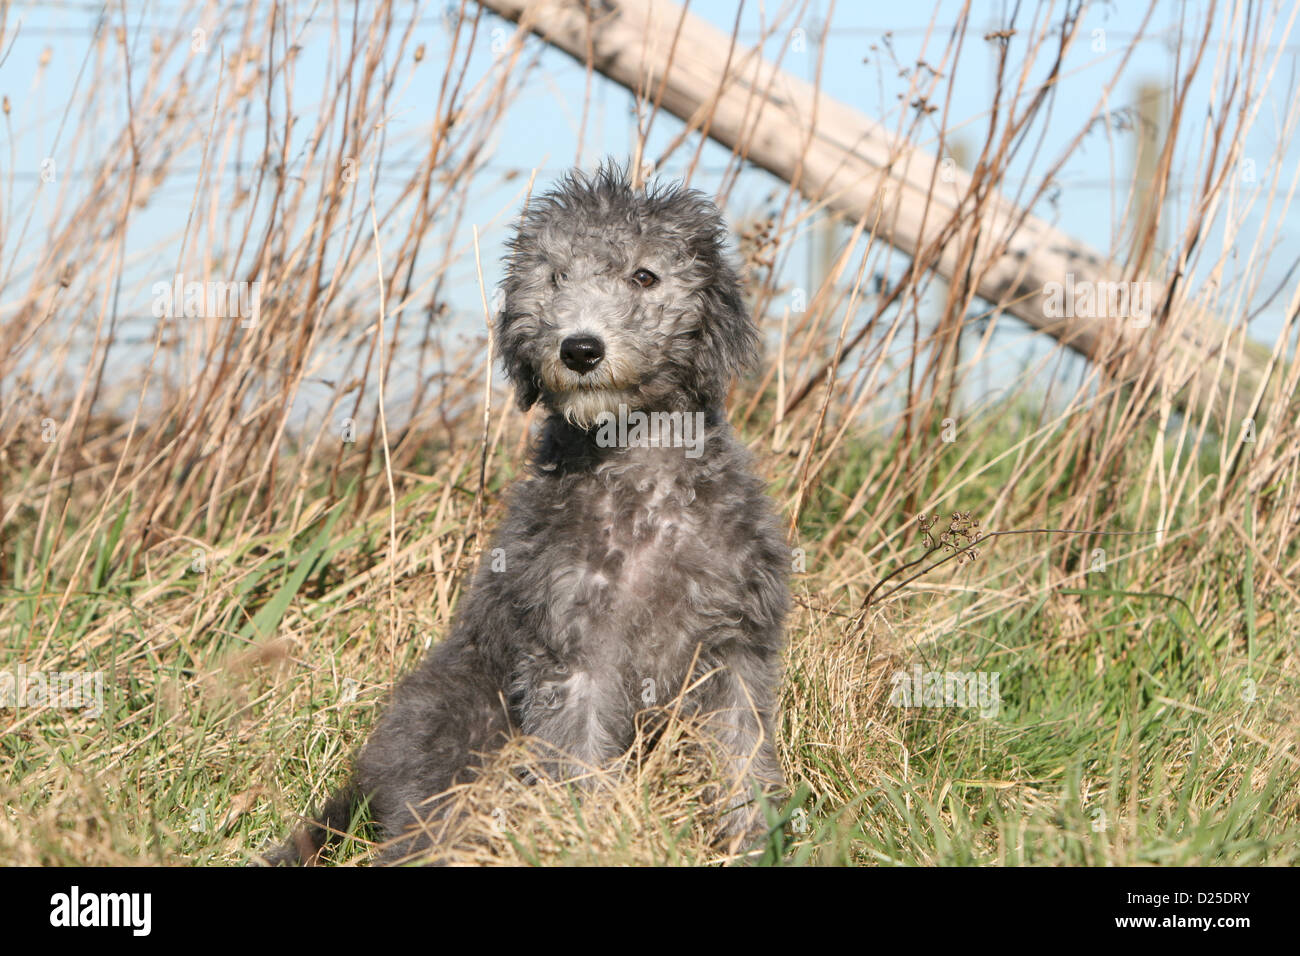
xmin=496 ymin=306 xmax=542 ymax=410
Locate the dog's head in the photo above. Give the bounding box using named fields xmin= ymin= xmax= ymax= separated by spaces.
xmin=497 ymin=161 xmax=756 ymax=428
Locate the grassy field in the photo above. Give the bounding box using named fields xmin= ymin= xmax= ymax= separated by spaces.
xmin=2 ymin=0 xmax=1298 ymax=866
xmin=3 ymin=397 xmax=1298 ymax=865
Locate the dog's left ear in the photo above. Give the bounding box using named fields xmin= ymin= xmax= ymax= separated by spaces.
xmin=694 ymin=257 xmax=759 ymax=403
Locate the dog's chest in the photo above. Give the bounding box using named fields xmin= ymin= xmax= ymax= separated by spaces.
xmin=515 ymin=460 xmax=734 ymax=675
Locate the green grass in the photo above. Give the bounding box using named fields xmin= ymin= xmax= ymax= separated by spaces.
xmin=2 ymin=410 xmax=1297 ymax=866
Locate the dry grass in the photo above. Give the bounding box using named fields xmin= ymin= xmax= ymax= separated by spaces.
xmin=1 ymin=0 xmax=1298 ymax=866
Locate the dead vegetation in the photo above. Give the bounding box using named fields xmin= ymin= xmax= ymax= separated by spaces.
xmin=1 ymin=0 xmax=1298 ymax=865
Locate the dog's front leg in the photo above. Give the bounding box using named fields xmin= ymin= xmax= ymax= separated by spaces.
xmin=517 ymin=662 xmax=631 ymax=787
xmin=691 ymin=659 xmax=785 ymax=853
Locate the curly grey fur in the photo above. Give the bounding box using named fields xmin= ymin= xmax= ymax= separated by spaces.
xmin=269 ymin=161 xmax=790 ymax=864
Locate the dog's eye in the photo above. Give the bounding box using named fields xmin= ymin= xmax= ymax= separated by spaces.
xmin=551 ymin=270 xmax=568 ymax=288
xmin=630 ymin=268 xmax=658 ymax=289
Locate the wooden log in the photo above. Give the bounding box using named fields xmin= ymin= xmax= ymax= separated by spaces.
xmin=478 ymin=0 xmax=1276 ymax=426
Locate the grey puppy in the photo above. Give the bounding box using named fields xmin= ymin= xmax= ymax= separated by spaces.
xmin=270 ymin=162 xmax=790 ymax=864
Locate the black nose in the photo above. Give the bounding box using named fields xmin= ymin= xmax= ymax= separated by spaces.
xmin=560 ymin=335 xmax=605 ymax=373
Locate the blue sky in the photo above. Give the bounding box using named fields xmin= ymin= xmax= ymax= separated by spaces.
xmin=4 ymin=1 xmax=1297 ymax=419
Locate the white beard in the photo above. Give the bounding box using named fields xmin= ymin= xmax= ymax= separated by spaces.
xmin=553 ymin=389 xmax=637 ymax=430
